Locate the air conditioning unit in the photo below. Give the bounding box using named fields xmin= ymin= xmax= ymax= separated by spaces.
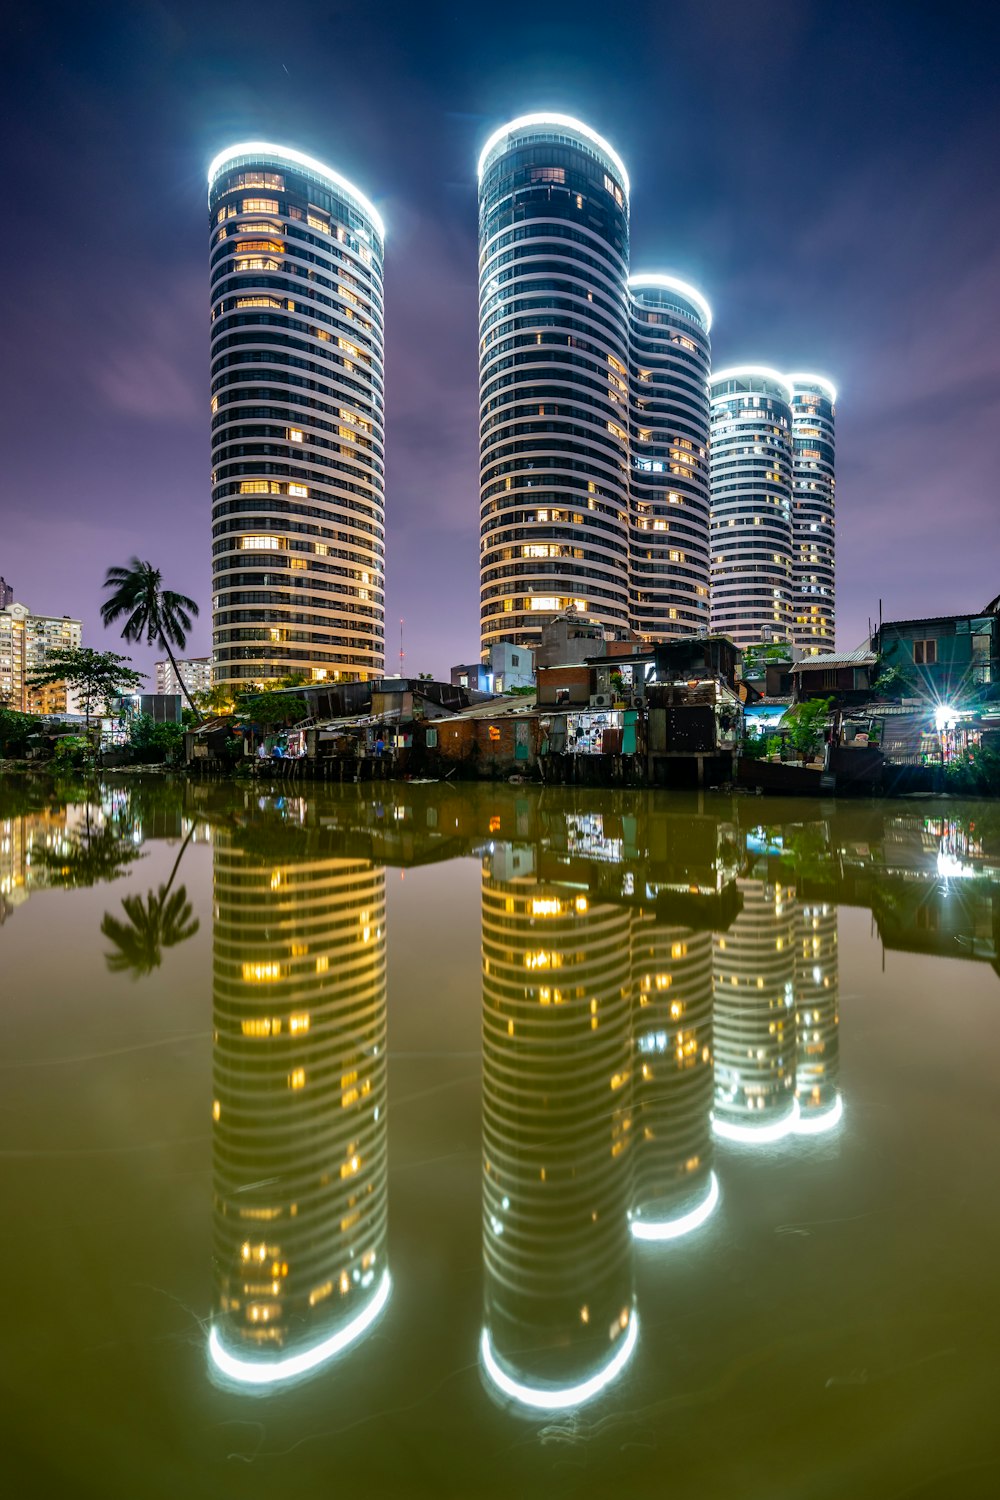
xmin=590 ymin=693 xmax=609 ymax=707
xmin=632 ymin=694 xmax=646 ymax=710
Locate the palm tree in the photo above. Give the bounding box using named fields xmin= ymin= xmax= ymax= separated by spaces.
xmin=99 ymin=820 xmax=201 ymax=979
xmin=101 ymin=885 xmax=200 ymax=979
xmin=101 ymin=559 xmax=200 ymax=715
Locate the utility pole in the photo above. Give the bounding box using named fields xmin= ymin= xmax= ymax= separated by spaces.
xmin=399 ymin=618 xmax=404 ymax=677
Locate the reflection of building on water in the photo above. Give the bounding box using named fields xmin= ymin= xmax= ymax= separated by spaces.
xmin=0 ymin=804 xmax=88 ymax=919
xmin=795 ymin=904 xmax=842 ymax=1133
xmin=209 ymin=834 xmax=389 ymax=1385
xmin=713 ymin=878 xmax=799 ymax=1142
xmin=480 ymin=851 xmax=637 ymax=1409
xmin=630 ymin=918 xmax=717 ymax=1238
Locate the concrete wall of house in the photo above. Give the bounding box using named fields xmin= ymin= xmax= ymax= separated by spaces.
xmin=536 ymin=664 xmax=593 ymax=706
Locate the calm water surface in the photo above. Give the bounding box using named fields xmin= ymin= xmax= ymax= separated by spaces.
xmin=2 ymin=774 xmax=999 ymax=1498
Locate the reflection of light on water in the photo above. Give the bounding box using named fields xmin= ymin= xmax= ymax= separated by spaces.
xmin=479 ymin=1310 xmax=638 ymax=1412
xmin=793 ymin=1092 xmax=843 ymax=1136
xmin=713 ymin=1096 xmax=800 ymax=1144
xmin=208 ymin=1268 xmax=391 ymax=1387
xmin=631 ymin=1171 xmax=719 ymax=1242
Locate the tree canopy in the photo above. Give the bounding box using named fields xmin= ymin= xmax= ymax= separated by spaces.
xmin=101 ymin=558 xmax=200 ymax=714
xmin=28 ymin=647 xmax=143 ymax=729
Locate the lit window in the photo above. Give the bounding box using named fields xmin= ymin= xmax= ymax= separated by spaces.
xmin=242 ymin=961 xmax=283 ymax=982
xmin=288 ymin=484 xmax=308 ymax=497
xmin=288 ymin=428 xmax=304 ymax=443
xmin=307 ymin=212 xmax=331 ymax=234
xmin=530 ymin=596 xmax=561 ymax=612
xmin=240 ymin=534 xmax=283 ymax=550
xmin=530 ymin=166 xmax=566 ymax=183
xmin=242 ymin=197 xmax=279 ymax=213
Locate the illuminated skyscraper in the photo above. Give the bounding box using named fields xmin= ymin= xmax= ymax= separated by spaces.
xmin=208 ymin=144 xmax=385 ymax=688
xmin=709 ymin=368 xmax=794 ymax=647
xmin=713 ymin=877 xmax=798 ymax=1142
xmin=628 ymin=276 xmax=712 ymax=640
xmin=788 ymin=376 xmax=837 ymax=654
xmin=478 ymin=116 xmax=632 ymax=655
xmin=209 ymin=832 xmax=389 ymax=1386
xmin=795 ymin=902 xmax=841 ymax=1132
xmin=630 ymin=918 xmax=717 ymax=1239
xmin=480 ymin=856 xmax=637 ymax=1409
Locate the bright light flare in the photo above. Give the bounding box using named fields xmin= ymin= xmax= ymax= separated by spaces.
xmin=208 ymin=1268 xmax=391 ymax=1387
xmin=480 ymin=1311 xmax=638 ymax=1411
xmin=934 ymin=704 xmax=957 ymax=732
xmin=630 ymin=1171 xmax=720 ymax=1242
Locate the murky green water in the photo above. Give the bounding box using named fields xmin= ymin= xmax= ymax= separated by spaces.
xmin=3 ymin=773 xmax=999 ymax=1498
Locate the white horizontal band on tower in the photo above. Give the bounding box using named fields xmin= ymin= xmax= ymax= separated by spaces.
xmin=629 ymin=273 xmax=713 ymax=333
xmin=477 ymin=113 xmax=630 ymax=196
xmin=207 ymin=140 xmax=385 ymax=241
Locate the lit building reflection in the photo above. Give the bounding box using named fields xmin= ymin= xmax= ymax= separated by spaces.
xmin=630 ymin=916 xmax=717 ymax=1239
xmin=795 ymin=903 xmax=842 ymax=1133
xmin=480 ymin=848 xmax=637 ymax=1410
xmin=713 ymin=877 xmax=799 ymax=1142
xmin=209 ymin=831 xmax=389 ymax=1386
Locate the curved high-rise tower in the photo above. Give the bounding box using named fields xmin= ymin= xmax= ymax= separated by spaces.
xmin=480 ymin=858 xmax=637 ymax=1410
xmin=208 ymin=144 xmax=385 ymax=688
xmin=709 ymin=367 xmax=794 ymax=647
xmin=209 ymin=832 xmax=389 ymax=1385
xmin=713 ymin=876 xmax=798 ymax=1142
xmin=628 ymin=275 xmax=712 ymax=640
xmin=795 ymin=901 xmax=842 ymax=1133
xmin=788 ymin=375 xmax=837 ymax=654
xmin=478 ymin=115 xmax=632 ymax=655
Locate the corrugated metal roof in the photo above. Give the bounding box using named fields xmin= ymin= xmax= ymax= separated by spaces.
xmin=791 ymin=647 xmax=876 ymax=672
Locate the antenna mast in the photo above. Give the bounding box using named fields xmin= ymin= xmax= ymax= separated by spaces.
xmin=399 ymin=617 xmax=404 ymax=676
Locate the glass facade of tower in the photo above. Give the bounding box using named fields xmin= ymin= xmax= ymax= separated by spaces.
xmin=628 ymin=278 xmax=712 ymax=640
xmin=208 ymin=145 xmax=385 ymax=687
xmin=709 ymin=369 xmax=794 ymax=648
xmin=789 ymin=376 xmax=837 ymax=654
xmin=478 ymin=119 xmax=632 ymax=655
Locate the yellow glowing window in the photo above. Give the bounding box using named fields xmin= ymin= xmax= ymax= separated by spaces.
xmin=234 ymin=171 xmax=284 ymax=190
xmin=288 ymin=484 xmax=308 ymax=497
xmin=314 ymin=542 xmax=328 ymax=556
xmin=289 ymin=558 xmax=308 ymax=571
xmin=239 ymin=480 xmax=281 ymax=494
xmin=531 ymin=898 xmax=563 ymax=916
xmin=289 ymin=1013 xmax=310 ymax=1034
xmin=607 ymin=421 xmax=628 ymax=442
xmin=288 ymin=428 xmax=304 ymax=442
xmin=307 ymin=213 xmax=331 ymax=234
xmin=288 ymin=1068 xmax=306 ymax=1090
xmin=315 ymin=955 xmax=329 ymax=973
xmin=338 ymin=337 xmax=360 ymax=358
xmin=235 ymin=258 xmax=280 ymax=271
xmin=241 ymin=1017 xmax=281 ymax=1037
xmin=237 ymin=238 xmax=283 ymax=253
xmin=242 ymin=961 xmax=283 ymax=982
xmin=240 ymin=534 xmax=283 ymax=550
xmin=530 ymin=597 xmax=560 ymax=612
xmin=243 ymin=197 xmax=279 ymax=213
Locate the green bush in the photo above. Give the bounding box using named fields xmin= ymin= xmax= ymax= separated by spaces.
xmin=127 ymin=713 xmax=186 ymax=764
xmin=944 ymin=745 xmax=1000 ymax=795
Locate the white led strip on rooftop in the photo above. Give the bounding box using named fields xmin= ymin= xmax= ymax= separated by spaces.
xmin=480 ymin=1311 xmax=639 ymax=1411
xmin=630 ymin=1171 xmax=720 ymax=1243
xmin=712 ymin=1096 xmax=801 ymax=1145
xmin=711 ymin=366 xmax=793 ymax=403
xmin=629 ymin=273 xmax=713 ymax=333
xmin=207 ymin=141 xmax=385 ymax=241
xmin=477 ymin=113 xmax=631 ymax=196
xmin=786 ymin=371 xmax=839 ymax=404
xmin=207 ymin=1268 xmax=391 ymax=1387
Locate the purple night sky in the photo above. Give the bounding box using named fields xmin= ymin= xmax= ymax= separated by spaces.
xmin=3 ymin=0 xmax=998 ymax=684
